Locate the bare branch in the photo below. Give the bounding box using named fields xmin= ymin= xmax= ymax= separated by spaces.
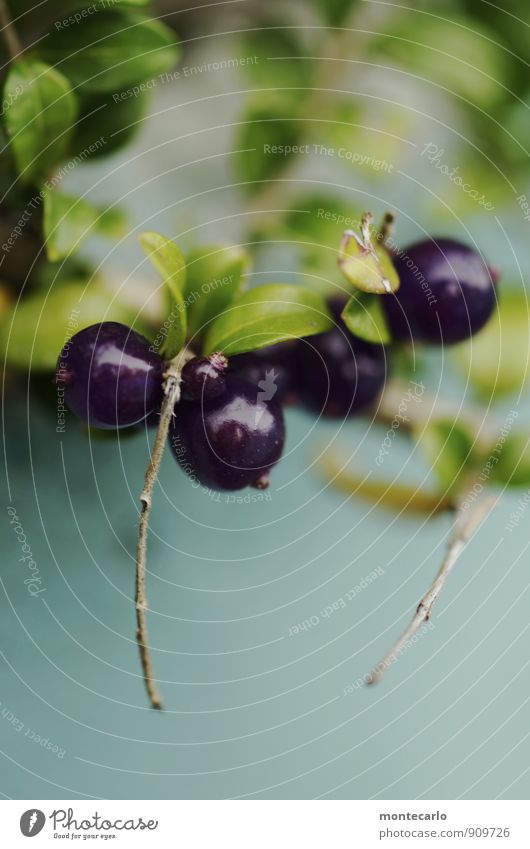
xmin=367 ymin=494 xmax=497 ymax=685
xmin=0 ymin=0 xmax=22 ymax=61
xmin=135 ymin=348 xmax=194 ymax=709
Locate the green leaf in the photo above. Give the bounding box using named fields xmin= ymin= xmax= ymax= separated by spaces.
xmin=235 ymin=100 xmax=301 ymax=187
xmin=284 ymin=194 xmax=361 ymax=244
xmin=341 ymin=291 xmax=391 ymax=344
xmin=139 ymin=231 xmax=186 ymax=299
xmin=313 ymin=0 xmax=357 ymax=27
xmin=0 ymin=281 xmax=146 ymax=371
xmin=203 ymin=284 xmax=332 ymax=356
xmin=39 ymin=10 xmax=179 ymax=94
xmin=183 ymin=245 xmax=250 ymax=340
xmin=139 ymin=231 xmax=187 ymax=358
xmin=416 ymin=419 xmax=476 ymax=493
xmin=43 ymin=190 xmax=127 ymax=261
xmin=34 ymin=257 xmax=93 ymax=290
xmin=376 ymin=14 xmax=507 ymax=109
xmin=451 ymin=288 xmax=528 ymax=400
xmin=3 ymin=59 xmax=78 ymax=184
xmin=71 ymin=89 xmax=147 ymax=160
xmin=241 ymin=26 xmax=308 ymax=91
xmin=339 ymin=234 xmax=400 ymax=294
xmin=491 ymin=433 xmax=530 ymax=488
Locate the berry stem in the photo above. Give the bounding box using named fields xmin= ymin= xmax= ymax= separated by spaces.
xmin=0 ymin=0 xmax=22 ymax=61
xmin=135 ymin=346 xmax=194 ymax=709
xmin=377 ymin=211 xmax=396 ymax=247
xmin=367 ymin=493 xmax=497 ymax=685
xmin=360 ymin=211 xmax=374 ymax=247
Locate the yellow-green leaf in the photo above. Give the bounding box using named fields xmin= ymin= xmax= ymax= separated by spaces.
xmin=339 ymin=238 xmax=400 ymax=294
xmin=203 ymin=284 xmax=332 ymax=356
xmin=341 ymin=291 xmax=391 ymax=344
xmin=3 ymin=59 xmax=78 ymax=184
xmin=0 ymin=282 xmax=146 ymax=371
xmin=139 ymin=231 xmax=187 ymax=357
xmin=43 ymin=190 xmax=126 ymax=261
xmin=184 ymin=244 xmax=249 ymax=340
xmin=451 ymin=288 xmax=529 ymax=399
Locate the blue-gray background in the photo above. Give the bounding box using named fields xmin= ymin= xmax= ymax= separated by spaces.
xmin=2 ymin=21 xmax=529 ymax=799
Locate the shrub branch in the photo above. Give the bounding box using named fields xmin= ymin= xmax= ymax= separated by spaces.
xmin=367 ymin=494 xmax=497 ymax=684
xmin=135 ymin=348 xmax=194 ymax=709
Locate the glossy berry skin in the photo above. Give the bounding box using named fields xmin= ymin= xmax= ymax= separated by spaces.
xmin=56 ymin=322 xmax=163 ymax=429
xmin=229 ymin=341 xmax=298 ymax=402
xmin=169 ymin=375 xmax=285 ymax=491
xmin=296 ymin=325 xmax=387 ymax=417
xmin=383 ymin=238 xmax=496 ymax=344
xmin=181 ymin=353 xmax=227 ymax=401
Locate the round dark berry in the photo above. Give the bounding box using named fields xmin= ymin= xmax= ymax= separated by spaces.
xmin=181 ymin=353 xmax=227 ymax=401
xmin=56 ymin=322 xmax=164 ymax=429
xmin=296 ymin=300 xmax=387 ymax=417
xmin=228 ymin=341 xmax=298 ymax=403
xmin=169 ymin=374 xmax=285 ymax=491
xmin=383 ymin=238 xmax=497 ymax=344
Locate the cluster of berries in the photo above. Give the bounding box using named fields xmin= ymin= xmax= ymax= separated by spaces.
xmin=56 ymin=237 xmax=497 ymax=492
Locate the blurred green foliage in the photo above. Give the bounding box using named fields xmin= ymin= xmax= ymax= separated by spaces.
xmin=0 ymin=0 xmax=179 ymax=288
xmin=1 ymin=0 xmax=529 ymax=510
xmin=452 ymin=289 xmax=530 ymax=400
xmin=2 ymin=0 xmax=530 ymax=427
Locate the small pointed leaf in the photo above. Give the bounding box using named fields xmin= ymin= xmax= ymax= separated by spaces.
xmin=341 ymin=291 xmax=391 ymax=344
xmin=339 ymin=238 xmax=400 ymax=294
xmin=139 ymin=231 xmax=187 ymax=357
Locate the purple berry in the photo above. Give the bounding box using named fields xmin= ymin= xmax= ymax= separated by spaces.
xmin=229 ymin=341 xmax=298 ymax=403
xmin=295 ymin=297 xmax=387 ymax=417
xmin=181 ymin=353 xmax=227 ymax=401
xmin=56 ymin=322 xmax=163 ymax=429
xmin=384 ymin=238 xmax=497 ymax=344
xmin=169 ymin=374 xmax=285 ymax=491
xmin=296 ymin=331 xmax=387 ymax=417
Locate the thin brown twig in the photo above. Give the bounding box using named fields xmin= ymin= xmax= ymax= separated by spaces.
xmin=135 ymin=348 xmax=194 ymax=709
xmin=367 ymin=494 xmax=497 ymax=684
xmin=0 ymin=0 xmax=22 ymax=61
xmin=377 ymin=211 xmax=396 ymax=246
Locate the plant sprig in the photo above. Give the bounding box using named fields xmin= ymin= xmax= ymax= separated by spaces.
xmin=0 ymin=2 xmax=179 ymax=281
xmin=134 ymin=230 xmax=334 ymax=707
xmin=368 ymin=495 xmax=497 ymax=685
